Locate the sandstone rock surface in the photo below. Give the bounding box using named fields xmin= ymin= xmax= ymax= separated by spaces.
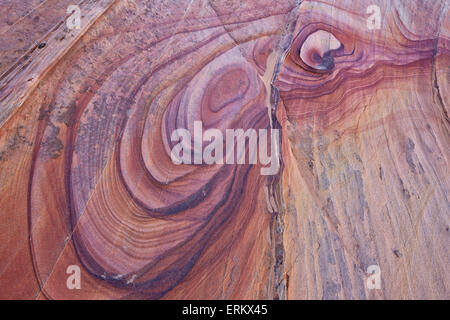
xmin=0 ymin=0 xmax=448 ymax=299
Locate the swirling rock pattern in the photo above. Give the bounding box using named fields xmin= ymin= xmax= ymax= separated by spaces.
xmin=0 ymin=0 xmax=448 ymax=299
